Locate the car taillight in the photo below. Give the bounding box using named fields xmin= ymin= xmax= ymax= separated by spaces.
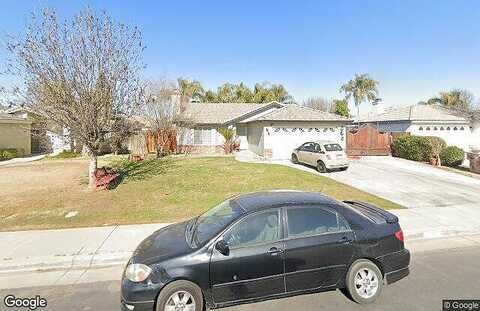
xmin=394 ymin=230 xmax=404 ymax=242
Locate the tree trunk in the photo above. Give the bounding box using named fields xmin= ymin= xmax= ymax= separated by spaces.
xmin=88 ymin=155 xmax=98 ymax=188
xmin=85 ymin=146 xmax=98 ymax=188
xmin=356 ymin=102 xmax=360 ymax=127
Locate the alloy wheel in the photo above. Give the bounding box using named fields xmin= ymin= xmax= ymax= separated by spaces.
xmin=164 ymin=291 xmax=196 ymax=311
xmin=354 ymin=268 xmax=379 ymax=299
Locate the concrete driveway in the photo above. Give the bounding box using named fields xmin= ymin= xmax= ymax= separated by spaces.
xmin=326 ymin=156 xmax=480 ymax=209
xmin=273 ymin=156 xmax=480 ymax=209
xmin=271 ymin=156 xmax=480 ymax=239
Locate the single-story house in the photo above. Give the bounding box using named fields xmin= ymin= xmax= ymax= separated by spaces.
xmin=0 ymin=113 xmax=32 ymax=155
xmin=179 ymin=102 xmax=352 ymax=159
xmin=5 ymin=107 xmax=70 ymax=154
xmin=359 ymin=103 xmax=480 ymax=152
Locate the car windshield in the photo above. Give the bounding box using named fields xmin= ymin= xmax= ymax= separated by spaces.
xmin=191 ymin=199 xmax=244 ymax=246
xmin=324 ymin=143 xmax=343 ymax=152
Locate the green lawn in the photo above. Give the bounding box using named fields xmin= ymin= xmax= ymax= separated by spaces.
xmin=0 ymin=156 xmax=402 ymax=231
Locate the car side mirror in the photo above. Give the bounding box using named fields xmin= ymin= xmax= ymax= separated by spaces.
xmin=215 ymin=240 xmax=230 ymax=256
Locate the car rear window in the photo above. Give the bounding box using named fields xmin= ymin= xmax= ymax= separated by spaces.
xmin=324 ymin=144 xmax=343 ymax=151
xmin=287 ymin=207 xmax=350 ymax=237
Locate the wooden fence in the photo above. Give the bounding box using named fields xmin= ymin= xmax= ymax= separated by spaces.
xmin=346 ymin=124 xmax=392 ymax=156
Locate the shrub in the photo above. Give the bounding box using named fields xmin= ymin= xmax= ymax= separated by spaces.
xmin=218 ymin=127 xmax=238 ymax=154
xmin=392 ymin=135 xmax=447 ymax=162
xmin=0 ymin=149 xmax=19 ymax=161
xmin=392 ymin=136 xmax=428 ymax=161
xmin=440 ymin=146 xmax=465 ymax=167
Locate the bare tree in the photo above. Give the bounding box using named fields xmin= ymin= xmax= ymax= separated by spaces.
xmin=3 ymin=8 xmax=145 ymax=187
xmin=302 ymin=97 xmax=334 ymax=112
xmin=143 ymin=80 xmax=188 ymax=157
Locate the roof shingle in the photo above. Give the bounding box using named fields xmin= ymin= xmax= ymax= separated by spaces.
xmin=250 ymin=104 xmax=351 ymax=122
xmin=361 ymin=104 xmax=468 ymax=123
xmin=182 ymin=102 xmax=279 ymax=124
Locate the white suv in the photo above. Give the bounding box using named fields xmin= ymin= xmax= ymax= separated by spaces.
xmin=291 ymin=140 xmax=349 ymax=172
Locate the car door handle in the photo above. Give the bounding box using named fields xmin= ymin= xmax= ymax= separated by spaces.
xmin=339 ymin=236 xmax=353 ymax=244
xmin=267 ymin=247 xmax=284 ymax=256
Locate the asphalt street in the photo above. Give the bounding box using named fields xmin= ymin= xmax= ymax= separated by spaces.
xmin=2 ymin=246 xmax=480 ymax=311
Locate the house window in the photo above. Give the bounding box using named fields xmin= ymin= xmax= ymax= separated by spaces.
xmin=419 ymin=126 xmax=423 ymax=131
xmin=460 ymin=126 xmax=465 ymax=131
xmin=426 ymin=127 xmax=431 ymax=131
xmin=193 ymin=128 xmax=212 ymax=145
xmin=447 ymin=127 xmax=451 ymax=130
xmin=453 ymin=127 xmax=458 ymax=131
xmin=440 ymin=127 xmax=444 ymax=131
xmin=433 ymin=126 xmax=438 ymax=131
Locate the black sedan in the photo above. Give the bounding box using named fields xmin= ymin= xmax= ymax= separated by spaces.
xmin=121 ymin=191 xmax=410 ymax=311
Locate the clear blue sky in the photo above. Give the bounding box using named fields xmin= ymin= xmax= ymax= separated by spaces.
xmin=1 ymin=0 xmax=479 ymax=111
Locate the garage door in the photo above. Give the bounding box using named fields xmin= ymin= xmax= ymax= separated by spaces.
xmin=268 ymin=126 xmax=344 ymax=159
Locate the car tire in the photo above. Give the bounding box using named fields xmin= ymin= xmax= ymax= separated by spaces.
xmin=317 ymin=161 xmax=327 ymax=173
xmin=156 ymin=280 xmax=204 ymax=311
xmin=291 ymin=154 xmax=299 ymax=164
xmin=346 ymin=259 xmax=383 ymax=304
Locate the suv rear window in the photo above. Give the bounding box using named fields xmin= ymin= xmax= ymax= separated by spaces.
xmin=324 ymin=144 xmax=343 ymax=151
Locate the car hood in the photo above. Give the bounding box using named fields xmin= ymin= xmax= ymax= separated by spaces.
xmin=131 ymin=221 xmax=193 ymax=265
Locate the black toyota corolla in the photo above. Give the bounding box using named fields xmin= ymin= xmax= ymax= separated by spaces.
xmin=121 ymin=191 xmax=410 ymax=311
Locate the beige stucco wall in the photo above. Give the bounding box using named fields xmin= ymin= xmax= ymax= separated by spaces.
xmin=0 ymin=121 xmax=32 ymax=155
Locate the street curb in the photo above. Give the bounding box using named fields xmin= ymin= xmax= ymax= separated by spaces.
xmin=0 ymin=252 xmax=132 ymax=275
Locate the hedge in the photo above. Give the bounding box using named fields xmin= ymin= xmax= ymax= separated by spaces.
xmin=391 ymin=135 xmax=446 ymax=162
xmin=0 ymin=148 xmax=23 ymax=161
xmin=440 ymin=146 xmax=465 ymax=167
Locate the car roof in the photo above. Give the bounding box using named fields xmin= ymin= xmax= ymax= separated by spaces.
xmin=231 ymin=190 xmax=340 ymax=213
xmin=312 ymin=140 xmax=339 ymax=145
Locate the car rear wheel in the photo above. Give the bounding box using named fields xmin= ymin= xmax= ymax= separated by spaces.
xmin=317 ymin=161 xmax=327 ymax=173
xmin=291 ymin=154 xmax=299 ymax=164
xmin=346 ymin=259 xmax=383 ymax=304
xmin=156 ymin=280 xmax=203 ymax=311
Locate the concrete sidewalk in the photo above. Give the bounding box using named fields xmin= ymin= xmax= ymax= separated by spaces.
xmin=0 ymin=223 xmax=168 ymax=274
xmin=2 ymin=209 xmax=480 ymax=274
xmin=0 ymin=154 xmax=46 ymax=166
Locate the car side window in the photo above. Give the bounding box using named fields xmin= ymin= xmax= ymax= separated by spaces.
xmin=224 ymin=210 xmax=281 ymax=248
xmin=287 ymin=207 xmax=350 ymax=238
xmin=302 ymin=142 xmax=314 ymax=152
xmin=314 ymin=143 xmax=321 ymax=152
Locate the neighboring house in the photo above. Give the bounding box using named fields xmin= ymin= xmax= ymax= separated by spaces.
xmin=179 ymin=102 xmax=352 ymax=159
xmin=0 ymin=113 xmax=32 ymax=155
xmin=359 ymin=103 xmax=480 ymax=152
xmin=5 ymin=107 xmax=71 ymax=154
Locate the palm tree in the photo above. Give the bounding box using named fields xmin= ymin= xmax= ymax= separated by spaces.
xmin=340 ymin=73 xmax=379 ymax=122
xmin=426 ymin=89 xmax=473 ymax=111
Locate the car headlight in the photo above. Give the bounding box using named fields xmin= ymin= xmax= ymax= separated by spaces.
xmin=125 ymin=264 xmax=152 ymax=282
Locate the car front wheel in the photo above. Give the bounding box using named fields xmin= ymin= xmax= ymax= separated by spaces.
xmin=291 ymin=154 xmax=299 ymax=164
xmin=156 ymin=280 xmax=203 ymax=311
xmin=346 ymin=259 xmax=383 ymax=304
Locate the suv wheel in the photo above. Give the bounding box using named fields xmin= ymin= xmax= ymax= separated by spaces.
xmin=156 ymin=280 xmax=203 ymax=311
xmin=346 ymin=259 xmax=383 ymax=304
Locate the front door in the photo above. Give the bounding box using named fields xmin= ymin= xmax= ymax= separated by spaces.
xmin=284 ymin=206 xmax=355 ymax=292
xmin=210 ymin=209 xmax=285 ymax=304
